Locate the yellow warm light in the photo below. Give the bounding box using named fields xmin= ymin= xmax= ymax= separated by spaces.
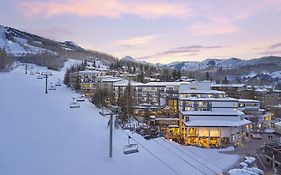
xmin=199 ymin=128 xmax=209 ymax=137
xmin=210 ymin=128 xmax=220 ymax=137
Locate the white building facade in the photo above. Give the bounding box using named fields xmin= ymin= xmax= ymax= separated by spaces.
xmin=178 ymin=81 xmax=251 ymax=148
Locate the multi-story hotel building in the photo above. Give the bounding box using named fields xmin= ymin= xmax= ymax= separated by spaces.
xmin=178 ymin=81 xmax=251 ymax=148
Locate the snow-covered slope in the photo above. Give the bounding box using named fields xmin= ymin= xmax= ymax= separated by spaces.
xmin=0 ymin=63 xmax=239 ymax=175
xmin=0 ymin=25 xmax=46 ymax=56
xmin=0 ymin=25 xmax=117 ymax=67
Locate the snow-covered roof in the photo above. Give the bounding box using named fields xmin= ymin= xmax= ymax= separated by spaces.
xmin=179 ymin=97 xmax=237 ymax=101
xmin=101 ymin=77 xmax=124 ymax=82
xmin=179 ymin=89 xmax=225 ymax=94
xmin=238 ymin=99 xmax=260 ymax=103
xmin=211 ymin=84 xmax=246 ymax=88
xmin=275 ymin=122 xmax=281 ymax=126
xmin=181 ymin=110 xmax=244 ymax=116
xmin=184 ymin=119 xmax=251 ymax=127
xmin=79 ymin=70 xmax=101 ymax=74
xmin=113 ymin=79 xmax=142 ymax=86
xmin=139 ymin=81 xmax=189 ymax=87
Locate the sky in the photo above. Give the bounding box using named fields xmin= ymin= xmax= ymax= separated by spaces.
xmin=0 ymin=0 xmax=281 ymax=64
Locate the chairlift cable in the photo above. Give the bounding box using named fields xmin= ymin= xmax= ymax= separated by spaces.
xmin=152 ymin=139 xmax=210 ymax=175
xmin=119 ymin=129 xmax=180 ymax=175
xmin=160 ymin=138 xmax=225 ymax=170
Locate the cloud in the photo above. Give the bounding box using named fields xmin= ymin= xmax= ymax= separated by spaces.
xmin=259 ymin=50 xmax=281 ymax=55
xmin=114 ymin=35 xmax=158 ymax=48
xmin=138 ymin=44 xmax=222 ymax=60
xmin=189 ymin=19 xmax=240 ymax=36
xmin=17 ymin=0 xmax=188 ymax=19
xmin=269 ymin=42 xmax=281 ymax=49
xmin=257 ymin=41 xmax=281 ymax=56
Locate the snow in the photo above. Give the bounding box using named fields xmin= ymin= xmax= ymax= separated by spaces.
xmin=184 ymin=119 xmax=251 ymax=127
xmin=0 ymin=64 xmax=239 ymax=175
xmin=228 ymin=168 xmax=258 ymax=175
xmin=0 ymin=25 xmax=46 ymax=56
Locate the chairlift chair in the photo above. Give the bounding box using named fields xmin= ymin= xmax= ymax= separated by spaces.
xmin=48 ymin=83 xmax=56 ymax=90
xmin=70 ymin=97 xmax=80 ymax=108
xmin=55 ymin=80 xmax=62 ymax=86
xmin=77 ymin=96 xmax=86 ymax=102
xmin=123 ymin=136 xmax=139 ymax=155
xmin=37 ymin=75 xmax=43 ymax=79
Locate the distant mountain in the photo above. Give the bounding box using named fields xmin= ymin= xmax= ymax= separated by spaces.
xmin=162 ymin=57 xmax=281 ymax=71
xmin=121 ymin=56 xmax=135 ymax=62
xmin=121 ymin=56 xmax=153 ymax=65
xmin=0 ymin=25 xmax=116 ymax=64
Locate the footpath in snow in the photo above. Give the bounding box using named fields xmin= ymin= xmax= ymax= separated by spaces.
xmin=0 ymin=62 xmax=239 ymax=175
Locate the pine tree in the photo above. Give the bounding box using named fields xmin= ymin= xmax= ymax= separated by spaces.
xmin=122 ymin=81 xmax=134 ymax=121
xmin=223 ymin=76 xmax=228 ymax=84
xmin=74 ymin=74 xmax=81 ymax=91
xmin=206 ymin=71 xmax=210 ymax=80
xmin=172 ymin=69 xmax=177 ymax=80
xmin=63 ymin=68 xmax=70 ymax=86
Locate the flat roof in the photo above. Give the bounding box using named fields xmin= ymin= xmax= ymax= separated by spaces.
xmin=180 ymin=110 xmax=244 ymax=116
xmin=79 ymin=70 xmax=101 ymax=74
xmin=238 ymin=99 xmax=260 ymax=103
xmin=179 ymin=90 xmax=225 ymax=94
xmin=179 ymin=97 xmax=238 ymax=102
xmin=184 ymin=119 xmax=251 ymax=127
xmin=211 ymin=84 xmax=246 ymax=88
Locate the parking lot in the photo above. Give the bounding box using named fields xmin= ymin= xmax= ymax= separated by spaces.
xmin=225 ymin=133 xmax=280 ymax=175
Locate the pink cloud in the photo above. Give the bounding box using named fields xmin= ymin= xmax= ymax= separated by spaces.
xmin=113 ymin=35 xmax=159 ymax=48
xmin=17 ymin=0 xmax=189 ymax=19
xmin=189 ymin=19 xmax=240 ymax=36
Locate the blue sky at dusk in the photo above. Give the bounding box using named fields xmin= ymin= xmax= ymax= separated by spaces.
xmin=1 ymin=0 xmax=281 ymax=63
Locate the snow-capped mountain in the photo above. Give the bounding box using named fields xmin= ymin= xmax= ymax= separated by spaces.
xmin=0 ymin=25 xmax=116 ymax=64
xmin=0 ymin=25 xmax=84 ymax=56
xmin=163 ymin=56 xmax=281 ymax=71
xmin=121 ymin=56 xmax=135 ymax=62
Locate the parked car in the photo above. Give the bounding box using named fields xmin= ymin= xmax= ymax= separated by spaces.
xmin=251 ymin=133 xmax=262 ymax=139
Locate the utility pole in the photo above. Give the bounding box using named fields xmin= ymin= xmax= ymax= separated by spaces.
xmin=101 ymin=107 xmax=114 ymax=158
xmin=25 ymin=64 xmax=27 ymax=74
xmin=45 ymin=73 xmax=48 ymax=94
xmin=109 ymin=113 xmax=113 ymax=158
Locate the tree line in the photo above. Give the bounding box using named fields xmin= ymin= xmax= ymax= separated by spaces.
xmin=0 ymin=49 xmax=14 ymax=72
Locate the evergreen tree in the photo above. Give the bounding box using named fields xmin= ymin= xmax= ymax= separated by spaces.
xmin=177 ymin=70 xmax=181 ymax=80
xmin=223 ymin=76 xmax=228 ymax=84
xmin=206 ymin=71 xmax=210 ymax=80
xmin=172 ymin=69 xmax=177 ymax=80
xmin=63 ymin=68 xmax=70 ymax=86
xmin=0 ymin=49 xmax=14 ymax=71
xmin=121 ymin=81 xmax=134 ymax=121
xmin=74 ymin=74 xmax=81 ymax=91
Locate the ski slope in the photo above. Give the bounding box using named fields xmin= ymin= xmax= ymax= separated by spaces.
xmin=0 ymin=62 xmax=239 ymax=175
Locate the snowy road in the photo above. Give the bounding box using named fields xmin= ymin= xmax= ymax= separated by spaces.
xmin=0 ymin=63 xmax=239 ymax=175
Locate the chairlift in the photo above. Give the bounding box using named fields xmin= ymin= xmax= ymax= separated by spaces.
xmin=123 ymin=136 xmax=139 ymax=155
xmin=55 ymin=80 xmax=62 ymax=86
xmin=37 ymin=75 xmax=43 ymax=79
xmin=77 ymin=96 xmax=86 ymax=102
xmin=70 ymin=97 xmax=80 ymax=108
xmin=48 ymin=83 xmax=56 ymax=90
